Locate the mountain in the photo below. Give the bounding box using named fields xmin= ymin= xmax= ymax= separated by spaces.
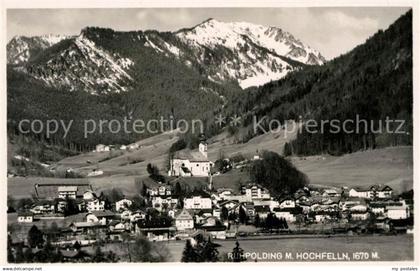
xmin=223 ymin=10 xmax=412 ymax=156
xmin=176 ymin=18 xmax=325 ymax=88
xmin=7 ymin=35 xmax=71 ymax=65
xmin=7 ymin=18 xmax=325 ymax=93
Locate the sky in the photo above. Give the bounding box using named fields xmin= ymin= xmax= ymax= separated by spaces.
xmin=7 ymin=7 xmax=410 ymax=59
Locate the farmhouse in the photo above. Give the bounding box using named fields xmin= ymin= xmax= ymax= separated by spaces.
xmin=348 ymin=184 xmax=393 ymax=199
xmin=115 ymin=198 xmax=132 ymax=212
xmin=386 ymin=201 xmax=409 ymax=220
xmin=175 ymin=209 xmax=194 ymax=231
xmin=86 ymin=210 xmax=116 ymax=225
xmin=86 ymin=199 xmax=105 ymax=212
xmin=184 ymin=192 xmax=212 ymax=210
xmin=17 ymin=211 xmax=34 ymax=223
xmin=241 ymin=183 xmax=271 ymax=200
xmin=58 ymin=186 xmax=78 ymax=199
xmin=168 ymin=140 xmax=212 ymax=177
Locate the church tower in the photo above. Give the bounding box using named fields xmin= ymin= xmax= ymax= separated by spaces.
xmin=198 ymin=134 xmax=208 ymax=158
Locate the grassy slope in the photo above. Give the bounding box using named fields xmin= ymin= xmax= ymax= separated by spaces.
xmin=8 ymin=124 xmax=412 ymax=198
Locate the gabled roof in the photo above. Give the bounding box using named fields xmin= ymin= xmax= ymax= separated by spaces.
xmin=58 ymin=186 xmax=78 ymax=192
xmin=173 ymin=149 xmax=209 ymax=162
xmin=254 ymin=206 xmax=270 ymax=213
xmin=88 ymin=210 xmax=115 ymax=218
xmin=176 ymin=209 xmax=193 ymax=220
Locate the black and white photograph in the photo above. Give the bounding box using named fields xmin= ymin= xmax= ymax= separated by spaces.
xmin=1 ymin=1 xmax=418 ymax=267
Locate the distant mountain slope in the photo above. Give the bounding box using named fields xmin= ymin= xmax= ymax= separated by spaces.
xmin=7 ymin=18 xmax=325 ymax=92
xmin=7 ymin=35 xmax=72 ymax=65
xmin=224 ymin=10 xmax=412 ymax=155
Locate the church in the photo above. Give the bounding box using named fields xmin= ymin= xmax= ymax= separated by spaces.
xmin=168 ymin=139 xmax=213 ymax=177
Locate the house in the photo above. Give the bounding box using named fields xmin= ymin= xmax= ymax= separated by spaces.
xmin=30 ymin=200 xmax=55 ymax=214
xmin=369 ymin=202 xmax=387 ymax=215
xmin=350 ymin=211 xmax=370 ymax=221
xmin=147 ymin=185 xmax=172 ymax=196
xmin=83 ymin=190 xmax=97 ymax=201
xmin=349 ymin=204 xmax=368 ymax=213
xmin=386 ymin=202 xmax=409 ymax=220
xmin=254 ymin=206 xmax=271 ymax=219
xmin=241 ymin=183 xmax=271 ymax=200
xmin=196 ymin=217 xmax=227 ymax=239
xmin=95 ymin=144 xmax=107 ymax=152
xmin=349 ymin=185 xmax=393 ymax=199
xmin=175 ymin=209 xmax=194 ymax=231
xmin=314 ymin=212 xmax=331 ymax=223
xmin=58 ymin=186 xmax=78 ymax=199
xmin=86 ymin=210 xmax=115 ymax=225
xmin=168 ymin=139 xmax=212 ymax=177
xmin=129 ymin=210 xmax=147 ymax=222
xmin=322 ymin=189 xmax=341 ymax=198
xmin=279 ymin=197 xmax=296 ymax=209
xmin=115 ymin=198 xmax=132 ymax=212
xmin=151 ymin=195 xmax=178 ymax=211
xmin=341 ymin=197 xmax=366 ymax=211
xmin=241 ymin=202 xmax=256 ymax=218
xmin=68 ymin=222 xmax=107 ymax=236
xmin=17 ymin=211 xmax=34 ymax=223
xmin=184 ymin=193 xmax=212 ymax=210
xmin=109 ymin=221 xmax=129 ymax=233
xmin=272 ymin=207 xmax=297 ymax=222
xmin=86 ymin=199 xmax=105 ymax=212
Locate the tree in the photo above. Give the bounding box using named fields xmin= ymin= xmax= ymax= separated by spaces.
xmin=231 ymin=241 xmax=246 ymax=262
xmin=15 ymin=244 xmax=24 ymax=263
xmin=283 ymin=142 xmax=293 ymax=156
xmin=23 ymin=247 xmax=34 ymax=263
xmin=200 ymin=237 xmax=219 ymax=262
xmin=181 ymin=239 xmax=199 ymax=262
xmin=28 ymin=225 xmax=44 ymax=248
xmin=92 ymin=245 xmax=105 ymax=262
xmin=239 ymin=206 xmax=248 ymax=224
xmin=254 ymin=214 xmax=261 ymax=228
xmin=146 ymin=163 xmax=165 ymax=183
xmin=64 ymin=197 xmax=79 ymax=216
xmin=221 ymin=206 xmax=229 ymax=221
xmin=129 ymin=237 xmax=168 ymax=262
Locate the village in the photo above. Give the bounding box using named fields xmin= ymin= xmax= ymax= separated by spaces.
xmin=7 ymin=139 xmax=414 ymax=262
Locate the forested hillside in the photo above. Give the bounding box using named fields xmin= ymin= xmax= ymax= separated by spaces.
xmin=225 ymin=10 xmax=412 ymax=156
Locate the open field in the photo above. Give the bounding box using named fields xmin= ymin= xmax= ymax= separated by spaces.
xmin=293 ymin=146 xmax=413 ymax=193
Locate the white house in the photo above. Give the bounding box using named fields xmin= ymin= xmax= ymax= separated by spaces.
xmin=241 ymin=183 xmax=271 ymax=200
xmin=351 ymin=211 xmax=370 ymax=221
xmin=86 ymin=211 xmax=115 ymax=225
xmin=147 ymin=185 xmax=172 ymax=196
xmin=151 ymin=196 xmax=179 ymax=211
xmin=30 ymin=201 xmax=55 ymax=214
xmin=184 ymin=194 xmax=212 ymax=210
xmin=349 ymin=185 xmax=393 ymax=199
xmin=86 ymin=199 xmax=105 ymax=212
xmin=58 ymin=186 xmax=78 ymax=199
xmin=115 ymin=198 xmax=132 ymax=212
xmin=175 ymin=209 xmax=194 ymax=231
xmin=17 ymin=212 xmax=34 ymax=223
xmin=83 ymin=190 xmax=97 ymax=201
xmin=95 ymin=144 xmax=106 ymax=152
xmin=273 ymin=208 xmax=296 ymax=222
xmin=279 ymin=197 xmax=296 ymax=209
xmin=168 ymin=140 xmax=212 ymax=177
xmin=386 ymin=201 xmax=409 ymax=220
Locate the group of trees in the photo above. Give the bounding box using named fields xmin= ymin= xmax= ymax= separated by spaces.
xmin=181 ymin=236 xmax=220 ymax=262
xmin=249 ymin=151 xmax=308 ymax=196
